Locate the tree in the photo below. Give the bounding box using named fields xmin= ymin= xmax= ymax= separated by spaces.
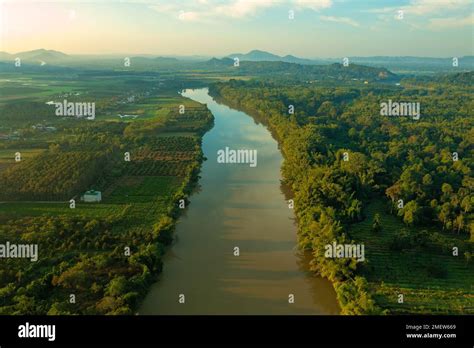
xmin=464 ymin=252 xmax=471 ymax=265
xmin=441 ymin=183 xmax=453 ymax=196
xmin=105 ymin=276 xmax=129 ymax=297
xmin=422 ymin=173 xmax=433 ymax=186
xmin=317 ymin=101 xmax=337 ymax=118
xmin=460 ymin=196 xmax=472 ymax=213
xmin=403 ymin=201 xmax=419 ymax=226
xmin=53 ymin=264 xmax=90 ymax=290
xmin=153 ymin=216 xmax=174 ymax=245
xmin=47 ymin=302 xmax=72 ymax=315
xmin=372 ymin=213 xmax=382 ymax=233
xmin=12 ymin=295 xmax=37 ymax=315
xmin=454 ymin=214 xmax=465 ymax=234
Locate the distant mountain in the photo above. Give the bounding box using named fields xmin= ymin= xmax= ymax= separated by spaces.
xmin=129 ymin=56 xmax=180 ymax=64
xmin=281 ymin=54 xmax=318 ymax=65
xmin=164 ymin=55 xmax=210 ymax=62
xmin=0 ymin=51 xmax=13 ymax=60
xmin=227 ymin=50 xmax=318 ymax=65
xmin=203 ymin=58 xmax=398 ymax=82
xmin=229 ymin=50 xmax=281 ymax=61
xmin=326 ymin=56 xmax=474 ymax=72
xmin=18 ymin=49 xmax=68 ymax=61
xmin=154 ymin=56 xmax=179 ymax=63
xmin=0 ymin=49 xmax=69 ymax=62
xmin=226 ymin=51 xmax=474 ymax=72
xmin=435 ymin=71 xmax=474 ymax=85
xmin=205 ymin=57 xmax=234 ymax=68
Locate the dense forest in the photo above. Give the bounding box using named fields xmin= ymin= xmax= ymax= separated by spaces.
xmin=210 ymin=73 xmax=473 ymax=314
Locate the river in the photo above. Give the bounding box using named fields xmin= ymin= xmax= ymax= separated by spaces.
xmin=139 ymin=88 xmax=339 ymax=314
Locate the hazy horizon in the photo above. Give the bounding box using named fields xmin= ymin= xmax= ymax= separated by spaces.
xmin=2 ymin=47 xmax=474 ymax=60
xmin=1 ymin=0 xmax=473 ymax=58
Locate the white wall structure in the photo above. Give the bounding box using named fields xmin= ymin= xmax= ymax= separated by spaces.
xmin=83 ymin=190 xmax=102 ymax=202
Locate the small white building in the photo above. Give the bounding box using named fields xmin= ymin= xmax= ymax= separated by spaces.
xmin=83 ymin=190 xmax=102 ymax=202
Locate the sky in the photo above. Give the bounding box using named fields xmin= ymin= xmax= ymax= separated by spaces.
xmin=0 ymin=0 xmax=473 ymax=57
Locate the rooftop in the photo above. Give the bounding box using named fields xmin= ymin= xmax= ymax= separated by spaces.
xmin=84 ymin=190 xmax=101 ymax=195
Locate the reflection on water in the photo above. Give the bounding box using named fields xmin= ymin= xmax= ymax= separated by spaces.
xmin=139 ymin=88 xmax=339 ymax=314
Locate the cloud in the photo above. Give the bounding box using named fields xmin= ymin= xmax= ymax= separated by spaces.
xmin=367 ymin=0 xmax=473 ymax=31
xmin=402 ymin=0 xmax=471 ymax=16
xmin=428 ymin=13 xmax=474 ymax=29
xmin=214 ymin=0 xmax=277 ymax=19
xmin=148 ymin=0 xmax=334 ymax=22
xmin=178 ymin=10 xmax=201 ymax=21
xmin=293 ymin=0 xmax=333 ymax=11
xmin=320 ymin=15 xmax=359 ymax=27
xmin=369 ymin=0 xmax=472 ymax=16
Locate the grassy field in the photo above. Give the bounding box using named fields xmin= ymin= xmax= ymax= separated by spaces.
xmin=105 ymin=176 xmax=182 ymax=203
xmin=350 ymin=199 xmax=474 ymax=314
xmin=0 ymin=202 xmax=126 ymax=220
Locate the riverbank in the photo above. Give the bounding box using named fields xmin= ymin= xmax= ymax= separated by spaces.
xmin=139 ymin=88 xmax=339 ymax=314
xmin=209 ymin=83 xmax=380 ymax=315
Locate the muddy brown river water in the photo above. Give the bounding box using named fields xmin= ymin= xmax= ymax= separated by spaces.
xmin=139 ymin=88 xmax=339 ymax=314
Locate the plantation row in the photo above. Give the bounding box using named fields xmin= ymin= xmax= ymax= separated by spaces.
xmin=0 ymin=128 xmax=205 ymax=202
xmin=122 ymin=160 xmax=193 ymax=177
xmin=0 ymin=151 xmax=111 ymax=201
xmin=372 ymin=285 xmax=474 ymax=314
xmin=133 ymin=149 xmax=196 ymax=161
xmin=131 ymin=136 xmax=200 ymax=152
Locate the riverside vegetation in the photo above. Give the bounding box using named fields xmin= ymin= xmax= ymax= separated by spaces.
xmin=209 ymin=72 xmax=473 ymax=314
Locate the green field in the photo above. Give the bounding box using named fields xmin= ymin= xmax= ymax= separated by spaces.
xmin=0 ymin=202 xmax=125 ymax=220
